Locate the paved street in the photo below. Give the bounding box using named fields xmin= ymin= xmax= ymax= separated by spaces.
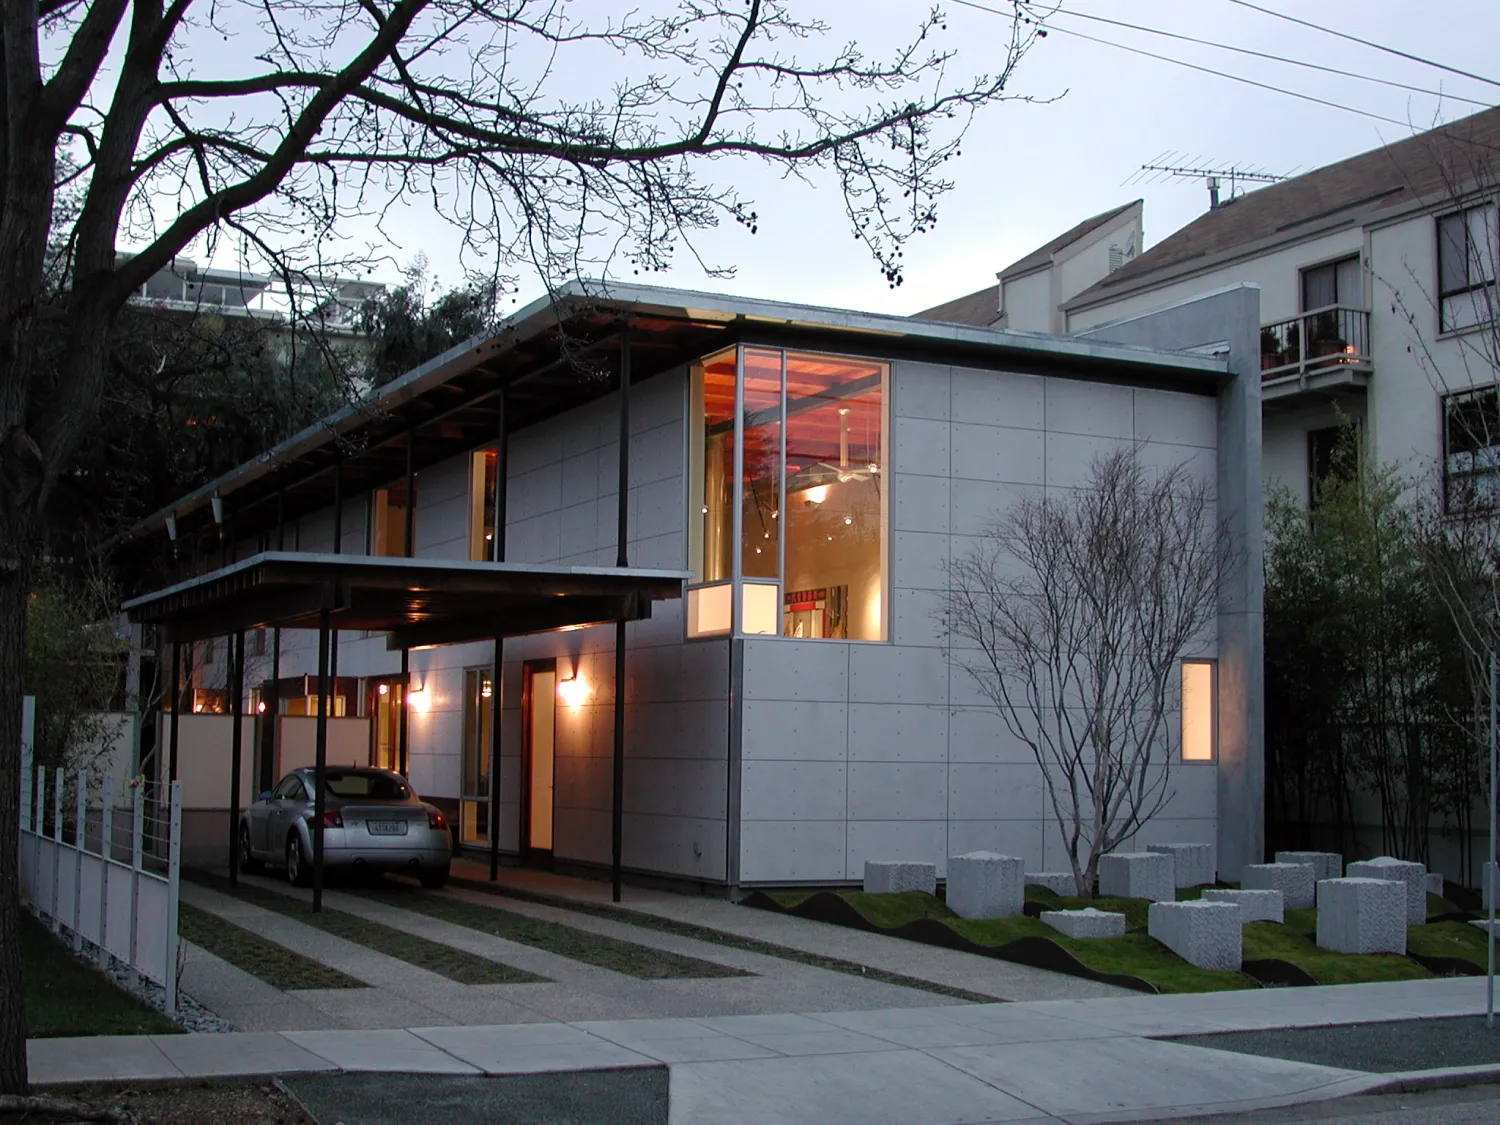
xmin=1182 ymin=1084 xmax=1500 ymax=1124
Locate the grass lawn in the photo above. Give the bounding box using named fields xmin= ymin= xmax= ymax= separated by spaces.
xmin=180 ymin=903 xmax=367 ymax=991
xmin=360 ymin=888 xmax=748 ymax=980
xmin=22 ymin=912 xmax=180 ymax=1038
xmin=1242 ymin=921 xmax=1429 ymax=984
xmin=1407 ymin=921 xmax=1491 ymax=970
xmin=187 ymin=872 xmax=545 ymax=985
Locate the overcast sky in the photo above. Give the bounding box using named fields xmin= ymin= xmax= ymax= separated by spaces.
xmin=156 ymin=1 xmax=1500 ymax=321
xmin=372 ymin=0 xmax=1499 ymax=321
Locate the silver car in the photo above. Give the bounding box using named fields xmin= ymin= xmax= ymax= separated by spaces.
xmin=239 ymin=767 xmax=452 ymax=889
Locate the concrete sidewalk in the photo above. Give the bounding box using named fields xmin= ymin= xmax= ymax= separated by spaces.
xmin=29 ymin=977 xmax=1492 ymax=1124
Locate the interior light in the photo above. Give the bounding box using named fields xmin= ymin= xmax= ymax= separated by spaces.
xmin=844 ymin=517 xmax=853 ymax=525
xmin=754 ymin=547 xmax=762 ymax=554
xmin=378 ymin=683 xmax=389 ymax=696
xmin=257 ymin=701 xmax=266 ymax=714
xmin=481 ymin=680 xmax=492 ymax=698
xmin=802 ymin=485 xmax=829 ymax=506
xmin=702 ymin=506 xmax=709 ymax=514
xmin=557 ymin=674 xmax=589 ymax=709
xmin=869 ymin=463 xmax=880 ymax=473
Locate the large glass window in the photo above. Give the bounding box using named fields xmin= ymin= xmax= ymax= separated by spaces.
xmin=369 ymin=478 xmax=414 ymax=557
xmin=461 ymin=667 xmax=492 ymax=844
xmin=1439 ymin=203 xmax=1498 ymax=333
xmin=686 ymin=346 xmax=887 ymax=641
xmin=470 ymin=447 xmax=501 ymax=560
xmin=1444 ymin=384 xmax=1500 ymax=514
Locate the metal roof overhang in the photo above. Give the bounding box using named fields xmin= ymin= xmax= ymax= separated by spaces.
xmin=122 ymin=551 xmax=690 ymax=649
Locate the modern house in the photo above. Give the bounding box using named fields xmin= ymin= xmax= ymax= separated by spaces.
xmin=927 ymin=106 xmax=1500 ymax=511
xmin=117 ymin=281 xmax=1263 ymax=891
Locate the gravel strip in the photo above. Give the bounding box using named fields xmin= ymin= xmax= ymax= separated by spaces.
xmin=1169 ymin=1016 xmax=1500 ymax=1073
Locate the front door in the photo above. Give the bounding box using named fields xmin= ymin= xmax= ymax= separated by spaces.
xmin=524 ymin=664 xmax=556 ymax=858
xmin=367 ymin=679 xmax=405 ymax=773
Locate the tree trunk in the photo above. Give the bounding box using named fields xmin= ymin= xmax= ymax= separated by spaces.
xmin=0 ymin=547 xmax=32 ymax=1094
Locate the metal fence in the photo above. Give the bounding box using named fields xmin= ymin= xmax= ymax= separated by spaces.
xmin=18 ymin=696 xmax=183 ymax=1014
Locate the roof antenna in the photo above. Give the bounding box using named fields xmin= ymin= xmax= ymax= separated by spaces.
xmin=1127 ymin=152 xmax=1293 ymax=210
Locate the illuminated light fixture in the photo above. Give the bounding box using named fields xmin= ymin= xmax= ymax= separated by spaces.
xmin=165 ymin=514 xmax=178 ymax=541
xmin=407 ymin=687 xmax=431 ymax=712
xmin=557 ymin=674 xmax=589 ymax=709
xmin=257 ymin=701 xmax=267 ymax=714
xmin=868 ymin=463 xmax=880 ymax=474
xmin=481 ymin=679 xmax=492 ymax=699
xmin=702 ymin=506 xmax=709 ymax=514
xmin=754 ymin=547 xmax=762 ymax=554
xmin=801 ymin=484 xmax=829 ymax=506
xmin=211 ymin=492 xmax=224 ymax=524
xmin=378 ymin=683 xmax=389 ymax=696
xmin=843 ymin=517 xmax=853 ymax=525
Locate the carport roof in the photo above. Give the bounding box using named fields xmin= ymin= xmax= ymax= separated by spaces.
xmin=122 ymin=551 xmax=689 ymax=649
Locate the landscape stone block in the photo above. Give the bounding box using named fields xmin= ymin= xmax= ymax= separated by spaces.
xmin=1316 ymin=877 xmax=1406 ymax=954
xmin=1146 ymin=843 xmax=1216 ymax=888
xmin=1241 ymin=863 xmax=1315 ymax=910
xmin=1274 ymin=851 xmax=1342 ymax=882
xmin=1347 ymin=857 xmax=1426 ymax=925
xmin=1148 ymin=900 xmax=1243 ymax=970
xmin=1040 ymin=908 xmax=1126 ymax=939
xmin=1201 ymin=887 xmax=1283 ymax=924
xmin=1470 ymin=918 xmax=1500 ymax=935
xmin=863 ymin=861 xmax=937 ymax=896
xmin=1098 ymin=852 xmax=1175 ymax=902
xmin=1426 ymin=872 xmax=1445 ymax=898
xmin=1026 ymin=872 xmax=1080 ymax=896
xmin=946 ymin=852 xmax=1024 ymax=920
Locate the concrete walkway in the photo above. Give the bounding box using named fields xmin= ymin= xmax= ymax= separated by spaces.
xmin=29 ymin=977 xmax=1492 ymax=1124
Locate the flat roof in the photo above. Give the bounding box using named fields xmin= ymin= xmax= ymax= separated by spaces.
xmin=123 ymin=552 xmax=690 ymax=648
xmin=119 ymin=281 xmax=1227 ymax=565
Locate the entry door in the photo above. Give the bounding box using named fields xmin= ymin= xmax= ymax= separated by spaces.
xmin=525 ymin=667 xmax=556 ymax=854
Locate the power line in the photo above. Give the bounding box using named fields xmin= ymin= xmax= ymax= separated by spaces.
xmin=1048 ymin=5 xmax=1491 ymax=108
xmin=952 ymin=0 xmax=1416 ymax=130
xmin=1222 ymin=0 xmax=1500 ymax=91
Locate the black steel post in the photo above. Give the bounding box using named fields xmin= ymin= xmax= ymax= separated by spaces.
xmin=228 ymin=629 xmax=245 ymax=886
xmin=612 ymin=329 xmax=631 ymax=903
xmin=329 ymin=455 xmax=342 ymax=718
xmin=399 ymin=430 xmax=414 ymax=776
xmin=168 ymin=640 xmax=181 ymax=784
xmin=488 ymin=395 xmax=508 ymax=881
xmin=267 ymin=493 xmax=284 ymax=792
xmin=312 ymin=609 xmax=331 ymax=913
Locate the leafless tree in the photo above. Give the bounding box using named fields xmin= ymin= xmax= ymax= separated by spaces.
xmin=0 ymin=0 xmax=1048 ymax=1095
xmin=942 ymin=448 xmax=1229 ymax=898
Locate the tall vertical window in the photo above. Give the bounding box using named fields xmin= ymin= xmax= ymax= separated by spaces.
xmin=461 ymin=667 xmax=493 ymax=844
xmin=1444 ymin=385 xmax=1500 ymax=514
xmin=369 ymin=478 xmax=415 ymax=557
xmin=1181 ymin=660 xmax=1216 ymax=762
xmin=686 ymin=346 xmax=887 ymax=640
xmin=470 ymin=448 xmax=500 ymax=560
xmin=1438 ymin=203 xmax=1498 ymax=332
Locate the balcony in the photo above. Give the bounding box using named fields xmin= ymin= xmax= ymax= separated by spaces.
xmin=1260 ymin=305 xmax=1371 ymax=405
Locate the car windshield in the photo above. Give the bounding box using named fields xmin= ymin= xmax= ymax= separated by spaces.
xmin=321 ymin=772 xmax=410 ymax=800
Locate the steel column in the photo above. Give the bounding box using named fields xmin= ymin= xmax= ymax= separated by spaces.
xmin=612 ymin=330 xmax=632 ymax=903
xmin=268 ymin=493 xmax=284 ymax=792
xmin=489 ymin=394 xmax=508 ymax=881
xmin=400 ymin=428 xmax=414 ymax=776
xmin=168 ymin=640 xmax=181 ymax=784
xmin=312 ymin=609 xmax=331 ymax=913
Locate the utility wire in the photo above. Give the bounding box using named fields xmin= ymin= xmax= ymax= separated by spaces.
xmin=952 ymin=0 xmax=1416 ymax=130
xmin=1223 ymin=0 xmax=1500 ymax=91
xmin=1048 ymin=5 xmax=1491 ymax=108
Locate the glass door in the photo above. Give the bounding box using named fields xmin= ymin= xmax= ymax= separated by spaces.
xmin=367 ymin=679 xmax=405 ymax=773
xmin=525 ymin=666 xmax=556 ymax=855
xmin=461 ymin=667 xmax=492 ymax=846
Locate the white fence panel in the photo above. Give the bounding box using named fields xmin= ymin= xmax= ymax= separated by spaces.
xmin=17 ymin=697 xmax=182 ymax=1015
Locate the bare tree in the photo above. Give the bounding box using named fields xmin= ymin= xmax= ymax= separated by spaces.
xmin=942 ymin=448 xmax=1229 ymax=898
xmin=0 ymin=0 xmax=1047 ymax=1096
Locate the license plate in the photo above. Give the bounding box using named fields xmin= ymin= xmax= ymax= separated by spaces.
xmin=367 ymin=820 xmax=408 ymax=837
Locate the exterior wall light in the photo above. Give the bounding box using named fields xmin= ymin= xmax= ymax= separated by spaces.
xmin=557 ymin=674 xmax=588 ymax=709
xmin=211 ymin=492 xmax=224 ymax=524
xmin=407 ymin=687 xmax=430 ymax=713
xmin=1181 ymin=660 xmax=1217 ymax=762
xmin=165 ymin=514 xmax=178 ymax=541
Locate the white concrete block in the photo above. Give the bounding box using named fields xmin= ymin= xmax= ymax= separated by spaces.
xmin=1274 ymin=851 xmax=1342 ymax=882
xmin=863 ymin=861 xmax=937 ymax=895
xmin=946 ymin=852 xmax=1024 ymax=920
xmin=1316 ymin=877 xmax=1407 ymax=954
xmin=1040 ymin=908 xmax=1126 ymax=939
xmin=1485 ymin=863 xmax=1496 ymax=911
xmin=1241 ymin=863 xmax=1315 ymax=910
xmin=1149 ymin=900 xmax=1243 ymax=971
xmin=1201 ymin=888 xmax=1284 ymax=924
xmin=1347 ymin=857 xmax=1427 ymax=926
xmin=1426 ymin=872 xmax=1445 ymax=898
xmin=1470 ymin=918 xmax=1500 ymax=935
xmin=1026 ymin=872 xmax=1080 ymax=897
xmin=1146 ymin=843 xmax=1215 ymax=888
xmin=1098 ymin=852 xmax=1175 ymax=902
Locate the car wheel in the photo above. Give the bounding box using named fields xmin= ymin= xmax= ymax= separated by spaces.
xmin=419 ymin=865 xmax=450 ymax=890
xmin=238 ymin=825 xmax=263 ymax=874
xmin=286 ymin=833 xmax=310 ymax=887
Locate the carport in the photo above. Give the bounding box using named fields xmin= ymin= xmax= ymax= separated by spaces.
xmin=123 ymin=552 xmax=687 ymax=911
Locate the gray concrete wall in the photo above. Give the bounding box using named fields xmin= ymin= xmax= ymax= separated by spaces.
xmin=736 ymin=357 xmax=1224 ymax=884
xmin=1073 ymin=284 xmax=1266 ymax=876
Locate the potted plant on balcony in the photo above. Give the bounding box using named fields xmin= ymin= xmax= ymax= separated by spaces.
xmin=1309 ymin=309 xmax=1347 ymax=361
xmin=1260 ymin=327 xmax=1284 ymax=372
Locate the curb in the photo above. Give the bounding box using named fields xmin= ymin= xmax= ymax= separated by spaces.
xmin=1363 ymin=1062 xmax=1500 ymax=1093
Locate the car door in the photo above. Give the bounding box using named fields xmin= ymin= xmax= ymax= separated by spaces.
xmin=264 ymin=774 xmax=305 ymax=851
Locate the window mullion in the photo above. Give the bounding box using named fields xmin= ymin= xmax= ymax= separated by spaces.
xmin=731 ymin=344 xmax=745 ymax=636
xmin=777 ymin=350 xmax=788 ymax=637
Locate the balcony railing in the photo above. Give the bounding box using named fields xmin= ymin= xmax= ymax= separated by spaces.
xmin=1260 ymin=305 xmax=1372 ymax=392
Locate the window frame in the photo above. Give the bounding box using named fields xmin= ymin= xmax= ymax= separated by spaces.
xmin=1443 ymin=383 xmax=1500 ymax=515
xmin=684 ymin=342 xmax=890 ymax=643
xmin=1437 ymin=202 xmax=1499 ymax=334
